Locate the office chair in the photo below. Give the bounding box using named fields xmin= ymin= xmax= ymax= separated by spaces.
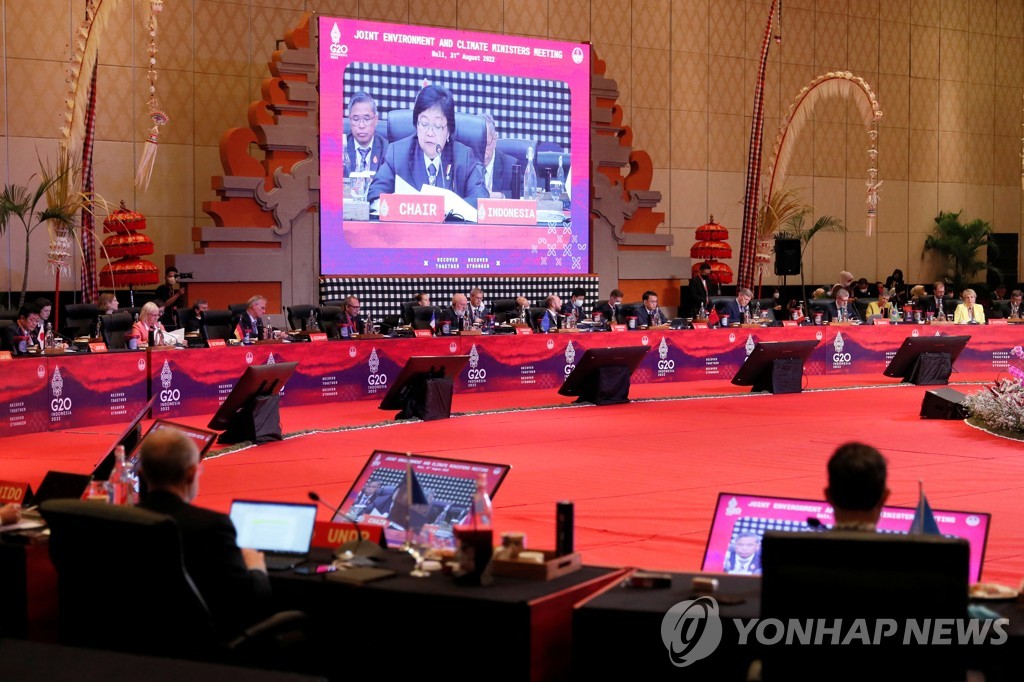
xmin=101 ymin=312 xmax=134 ymax=349
xmin=387 ymin=110 xmax=489 ymax=167
xmin=63 ymin=303 xmax=100 ymax=339
xmin=200 ymin=309 xmax=233 ymax=342
xmin=410 ymin=305 xmax=439 ymax=331
xmin=41 ymin=499 xmax=306 ymax=667
xmin=496 ymin=137 xmax=539 ymax=173
xmin=319 ymin=305 xmax=343 ymax=338
xmin=286 ymin=305 xmax=319 ymax=331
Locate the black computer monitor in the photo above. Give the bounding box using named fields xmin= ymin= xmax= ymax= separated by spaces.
xmin=731 ymin=339 xmax=819 ymax=394
xmin=208 ymin=361 xmax=298 ymax=443
xmin=378 ymin=355 xmax=470 ymax=420
xmin=759 ymin=530 xmax=970 ymax=681
xmin=883 ymin=335 xmax=970 ymax=385
xmin=558 ymin=345 xmax=650 ymax=405
xmin=91 ymin=395 xmax=157 ymax=481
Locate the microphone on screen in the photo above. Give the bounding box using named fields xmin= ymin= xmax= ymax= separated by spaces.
xmin=307 ymin=490 xmax=384 ymax=560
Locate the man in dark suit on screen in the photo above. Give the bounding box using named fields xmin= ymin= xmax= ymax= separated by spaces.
xmin=636 ymin=290 xmax=669 ymax=328
xmin=138 ymin=428 xmax=271 ymax=635
xmin=480 ymin=112 xmax=517 ymax=198
xmin=592 ymin=289 xmax=624 ymax=325
xmin=344 ymin=90 xmax=388 ymax=177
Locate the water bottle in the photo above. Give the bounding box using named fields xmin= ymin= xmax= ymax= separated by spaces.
xmin=454 ymin=473 xmax=494 ymax=585
xmin=107 ymin=445 xmax=136 ymax=505
xmin=556 ymin=154 xmax=566 ymax=191
xmin=698 ymin=303 xmax=706 ymax=319
xmin=523 ymin=147 xmax=538 ymax=200
xmin=94 ymin=317 xmax=103 ymax=340
xmin=44 ymin=322 xmax=54 ymax=349
xmin=307 ymin=310 xmax=318 ymax=332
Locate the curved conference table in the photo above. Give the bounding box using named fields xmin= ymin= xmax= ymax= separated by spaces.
xmin=1 ymin=322 xmax=1020 ymax=436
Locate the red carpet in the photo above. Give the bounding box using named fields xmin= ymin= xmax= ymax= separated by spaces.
xmin=6 ymin=375 xmax=1022 ymax=585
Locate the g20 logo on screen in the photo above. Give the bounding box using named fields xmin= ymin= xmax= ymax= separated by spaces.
xmin=328 ymin=23 xmax=348 ymax=58
xmin=572 ymin=47 xmax=585 ymax=64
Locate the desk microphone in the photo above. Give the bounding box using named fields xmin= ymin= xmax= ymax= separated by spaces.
xmin=307 ymin=490 xmax=384 ymax=560
xmin=806 ymin=517 xmax=825 ymax=531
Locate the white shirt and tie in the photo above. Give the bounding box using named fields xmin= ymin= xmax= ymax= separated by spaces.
xmin=425 ymin=156 xmax=440 ymax=187
xmin=355 ymin=146 xmax=372 ymax=172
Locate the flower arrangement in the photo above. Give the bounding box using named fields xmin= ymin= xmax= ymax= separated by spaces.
xmin=964 ymin=347 xmax=1024 ymax=438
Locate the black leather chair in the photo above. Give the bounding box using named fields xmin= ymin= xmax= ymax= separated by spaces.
xmin=990 ymin=300 xmax=1012 ymax=319
xmin=400 ymin=301 xmax=418 ymax=325
xmin=807 ymin=299 xmax=832 ymax=322
xmin=41 ymin=499 xmax=306 ymax=666
xmin=286 ymin=305 xmax=319 ymax=331
xmin=101 ymin=312 xmax=134 ymax=349
xmin=0 ymin=308 xmax=18 ymax=322
xmin=63 ymin=303 xmax=100 ymax=339
xmin=759 ymin=530 xmax=969 ymax=682
xmin=0 ymin=319 xmax=15 ymax=351
xmin=319 ymin=305 xmax=343 ymax=338
xmin=386 ymin=109 xmax=489 ymax=166
xmin=490 ymin=298 xmax=518 ymax=323
xmin=496 ymin=137 xmax=539 ymax=173
xmin=751 ymin=298 xmax=777 ymax=322
xmin=536 ymin=151 xmax=569 ymax=188
xmin=853 ymin=298 xmax=875 ymax=321
xmin=227 ymin=303 xmax=248 ymax=316
xmin=201 ymin=309 xmax=234 ymax=342
xmin=410 ymin=305 xmax=439 ymax=331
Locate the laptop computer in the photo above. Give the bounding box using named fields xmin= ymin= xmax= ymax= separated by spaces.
xmin=229 ymin=500 xmax=318 ymax=571
xmin=20 ymin=470 xmax=93 ymax=521
xmin=331 ymin=450 xmax=511 ymax=550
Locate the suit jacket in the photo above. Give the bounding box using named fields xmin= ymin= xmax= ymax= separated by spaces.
xmin=688 ymin=275 xmax=719 ymax=313
xmin=717 ymin=299 xmax=748 ymax=325
xmin=487 ymin=150 xmax=518 ymax=197
xmin=231 ymin=312 xmax=265 ymax=341
xmin=139 ymin=490 xmax=272 ymax=635
xmin=592 ymin=301 xmax=619 ymax=324
xmin=723 ymin=551 xmax=762 ymax=575
xmin=344 ymin=133 xmax=388 ymax=177
xmin=367 ymin=135 xmax=488 ymax=208
xmin=953 ymin=303 xmax=985 ymax=324
xmin=1 ymin=322 xmax=38 ymax=356
xmin=467 ymin=304 xmax=490 ymax=326
xmin=636 ymin=305 xmax=668 ymax=327
xmin=919 ymin=295 xmax=946 ymax=315
xmin=560 ymin=301 xmax=586 ymax=322
xmin=826 ymin=301 xmax=862 ymax=323
xmin=538 ymin=309 xmax=561 ymax=332
xmin=338 ymin=312 xmax=366 ymax=336
xmin=438 ymin=307 xmax=470 ymax=333
xmin=864 ymin=301 xmax=895 ymax=318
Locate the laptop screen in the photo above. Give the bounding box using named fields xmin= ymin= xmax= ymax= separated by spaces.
xmin=229 ymin=500 xmax=318 ymax=554
xmin=332 ymin=450 xmax=511 ymax=549
xmin=701 ymin=492 xmax=991 ymax=583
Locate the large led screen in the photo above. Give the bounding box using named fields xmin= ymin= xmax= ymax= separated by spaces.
xmin=319 ymin=17 xmax=591 ymax=275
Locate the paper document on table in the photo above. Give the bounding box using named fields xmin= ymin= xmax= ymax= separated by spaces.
xmin=419 ymin=184 xmax=477 ymax=223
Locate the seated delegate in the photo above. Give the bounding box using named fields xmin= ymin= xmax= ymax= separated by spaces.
xmin=953 ymin=288 xmax=986 ymax=324
xmin=366 ymin=84 xmax=488 ymax=210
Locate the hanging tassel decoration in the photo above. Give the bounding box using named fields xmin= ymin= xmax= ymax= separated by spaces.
xmin=135 ymin=0 xmax=167 ymax=191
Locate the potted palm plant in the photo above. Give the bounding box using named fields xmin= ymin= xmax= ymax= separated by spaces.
xmin=922 ymin=211 xmax=1000 ymax=295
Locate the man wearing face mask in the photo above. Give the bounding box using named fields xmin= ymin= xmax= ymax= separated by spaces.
xmin=560 ymin=288 xmax=587 ymax=324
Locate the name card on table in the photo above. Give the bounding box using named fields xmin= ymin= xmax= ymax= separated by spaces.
xmin=988 ymin=319 xmax=1008 ymax=325
xmin=610 ymin=324 xmax=627 ymax=332
xmin=0 ymin=480 xmax=30 ymax=505
xmin=872 ymin=318 xmax=890 ymax=325
xmin=515 ymin=326 xmax=533 ymax=335
xmin=378 ymin=194 xmax=445 ymax=223
xmin=311 ymin=520 xmax=384 ymax=549
xmin=781 ymin=321 xmax=801 ymax=328
xmin=88 ymin=342 xmax=108 ymax=353
xmin=690 ymin=322 xmax=709 ymax=330
xmin=0 ymin=351 xmax=11 ymax=361
xmin=413 ymin=329 xmax=433 ymax=338
xmin=477 ymin=199 xmax=537 ymax=225
xmin=206 ymin=339 xmax=227 ymax=348
xmin=308 ymin=332 xmax=329 ymax=342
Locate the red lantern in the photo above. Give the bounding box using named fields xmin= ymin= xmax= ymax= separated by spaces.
xmin=103 ymin=202 xmax=147 ymax=234
xmin=102 ymin=233 xmax=155 ymax=258
xmin=99 ymin=258 xmax=160 ymax=288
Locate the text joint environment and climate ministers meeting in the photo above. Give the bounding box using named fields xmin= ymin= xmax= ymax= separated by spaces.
xmin=319 ymin=17 xmax=591 ymax=276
